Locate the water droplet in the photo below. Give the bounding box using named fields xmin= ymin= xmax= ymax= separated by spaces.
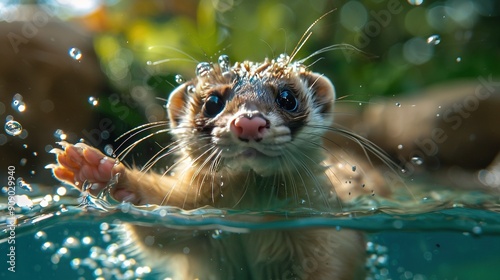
xmin=426 ymin=35 xmax=441 ymax=45
xmin=104 ymin=144 xmax=114 ymax=156
xmin=53 ymin=129 xmax=67 ymax=140
xmin=16 ymin=177 xmax=32 ymax=192
xmin=395 ymin=102 xmax=401 ymax=107
xmin=211 ymin=229 xmax=224 ymax=239
xmin=456 ymin=57 xmax=462 ymax=62
xmin=195 ymin=62 xmax=211 ymax=77
xmin=276 ymin=53 xmax=290 ymax=67
xmin=187 ymin=84 xmax=196 ymax=94
xmin=407 ymin=0 xmax=423 ymax=5
xmin=5 ymin=120 xmax=22 ymax=136
xmin=218 ymin=54 xmax=230 ymax=72
xmin=11 ymin=93 xmax=26 ymax=112
xmin=411 ymin=156 xmax=424 ymax=165
xmin=88 ymin=96 xmax=99 ymax=106
xmin=175 ymin=74 xmax=185 ymax=84
xmin=68 ymin=47 xmax=82 ymax=60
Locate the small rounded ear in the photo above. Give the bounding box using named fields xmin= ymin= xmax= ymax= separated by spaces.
xmin=167 ymin=83 xmax=190 ymax=128
xmin=303 ymin=72 xmax=336 ymax=114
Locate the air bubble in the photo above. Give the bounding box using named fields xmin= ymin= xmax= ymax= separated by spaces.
xmin=34 ymin=231 xmax=47 ymax=241
xmin=175 ymin=74 xmax=185 ymax=84
xmin=426 ymin=35 xmax=441 ymax=45
xmin=70 ymin=258 xmax=81 ymax=269
xmin=472 ymin=226 xmax=482 ymax=235
xmin=195 ymin=62 xmax=211 ymax=77
xmin=5 ymin=120 xmax=23 ymax=136
xmin=69 ymin=47 xmax=83 ymax=60
xmin=411 ymin=157 xmax=424 ymax=165
xmin=41 ymin=241 xmax=55 ymax=252
xmin=56 ymin=186 xmax=67 ymax=196
xmin=456 ymin=57 xmax=462 ymax=62
xmin=63 ymin=237 xmax=81 ymax=248
xmin=82 ymin=236 xmax=94 ymax=246
xmin=395 ymin=102 xmax=401 ymax=107
xmin=397 ymin=144 xmax=403 ymax=150
xmin=218 ymin=54 xmax=230 ymax=72
xmin=352 ymin=165 xmax=357 ymax=172
xmin=88 ymin=96 xmax=99 ymax=106
xmin=407 ymin=0 xmax=423 ymax=5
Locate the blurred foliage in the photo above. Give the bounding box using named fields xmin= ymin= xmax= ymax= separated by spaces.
xmin=66 ymin=0 xmax=500 ymax=122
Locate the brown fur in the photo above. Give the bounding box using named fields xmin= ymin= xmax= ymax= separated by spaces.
xmin=53 ymin=56 xmax=381 ymax=279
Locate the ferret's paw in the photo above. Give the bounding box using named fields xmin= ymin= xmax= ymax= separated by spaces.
xmin=49 ymin=142 xmax=125 ymax=197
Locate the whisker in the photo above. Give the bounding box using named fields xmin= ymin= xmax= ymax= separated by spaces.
xmin=289 ymin=9 xmax=336 ymax=63
xmin=116 ymin=121 xmax=169 ymax=142
xmin=116 ymin=128 xmax=171 ymax=160
xmin=147 ymin=45 xmax=199 ymax=64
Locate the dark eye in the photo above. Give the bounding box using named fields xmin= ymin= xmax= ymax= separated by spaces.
xmin=276 ymin=89 xmax=298 ymax=112
xmin=204 ymin=94 xmax=225 ymax=117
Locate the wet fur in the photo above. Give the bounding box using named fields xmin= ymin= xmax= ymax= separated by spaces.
xmin=51 ymin=11 xmax=500 ymax=279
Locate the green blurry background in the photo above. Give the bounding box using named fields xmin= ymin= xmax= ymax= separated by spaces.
xmin=58 ymin=0 xmax=500 ymax=126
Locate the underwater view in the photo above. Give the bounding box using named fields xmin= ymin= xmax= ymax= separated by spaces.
xmin=1 ymin=0 xmax=500 ymax=279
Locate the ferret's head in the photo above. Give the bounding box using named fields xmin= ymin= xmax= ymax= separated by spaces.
xmin=167 ymin=54 xmax=335 ymax=176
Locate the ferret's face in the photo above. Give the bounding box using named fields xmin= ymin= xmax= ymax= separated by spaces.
xmin=167 ymin=58 xmax=336 ymax=176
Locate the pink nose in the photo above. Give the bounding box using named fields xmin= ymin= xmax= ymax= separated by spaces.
xmin=230 ymin=115 xmax=269 ymax=142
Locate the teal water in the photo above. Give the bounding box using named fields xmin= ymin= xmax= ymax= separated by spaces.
xmin=1 ymin=184 xmax=500 ymax=280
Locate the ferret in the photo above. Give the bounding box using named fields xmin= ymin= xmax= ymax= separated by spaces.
xmin=49 ymin=30 xmax=500 ymax=278
xmin=50 ymin=48 xmax=396 ymax=279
